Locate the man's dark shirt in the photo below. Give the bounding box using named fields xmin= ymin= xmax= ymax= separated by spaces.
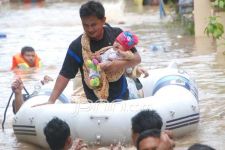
xmin=60 ymin=25 xmax=137 ymax=102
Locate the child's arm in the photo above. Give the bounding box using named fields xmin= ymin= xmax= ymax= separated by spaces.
xmin=117 ymin=50 xmax=134 ymax=60
xmin=126 ymin=66 xmax=149 ymax=78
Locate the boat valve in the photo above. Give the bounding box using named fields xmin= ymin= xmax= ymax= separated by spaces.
xmin=90 ymin=115 xmax=109 ymax=126
xmin=29 ymin=117 xmax=34 ymax=124
xmin=170 ymin=111 xmax=175 ymax=118
xmin=97 ymin=120 xmax=101 ymax=126
xmin=178 ymin=69 xmax=185 ymax=74
xmin=14 ymin=117 xmax=18 ymax=123
xmin=191 ymin=105 xmax=196 ymax=112
xmin=96 ymin=134 xmax=101 ymax=145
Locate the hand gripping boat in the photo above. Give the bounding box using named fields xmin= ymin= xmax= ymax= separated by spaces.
xmin=13 ymin=62 xmax=199 ymax=148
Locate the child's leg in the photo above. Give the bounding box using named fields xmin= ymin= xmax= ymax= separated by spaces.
xmin=133 ymin=78 xmax=144 ymax=98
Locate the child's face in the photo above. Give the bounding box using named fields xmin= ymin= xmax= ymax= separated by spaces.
xmin=113 ymin=41 xmax=126 ymax=51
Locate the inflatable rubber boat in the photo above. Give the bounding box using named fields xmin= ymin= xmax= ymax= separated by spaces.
xmin=13 ymin=62 xmax=199 ymax=148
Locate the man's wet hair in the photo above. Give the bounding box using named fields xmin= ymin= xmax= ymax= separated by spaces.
xmin=44 ymin=117 xmax=70 ymax=150
xmin=79 ymin=1 xmax=105 ymax=19
xmin=131 ymin=110 xmax=163 ymax=134
xmin=21 ymin=46 xmax=35 ymax=55
xmin=188 ymin=143 xmax=215 ymax=150
xmin=136 ymin=129 xmax=161 ymax=150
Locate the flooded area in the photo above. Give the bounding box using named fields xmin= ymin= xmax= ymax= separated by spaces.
xmin=0 ymin=0 xmax=225 ymax=149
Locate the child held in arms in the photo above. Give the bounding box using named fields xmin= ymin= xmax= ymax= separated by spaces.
xmin=86 ymin=31 xmax=138 ymax=87
xmin=84 ymin=31 xmax=148 ymax=100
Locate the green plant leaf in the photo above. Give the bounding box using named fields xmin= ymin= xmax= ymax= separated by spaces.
xmin=219 ymin=0 xmax=225 ymax=8
xmin=217 ymin=23 xmax=224 ymax=31
xmin=214 ymin=29 xmax=223 ymax=38
xmin=214 ymin=0 xmax=219 ymax=6
xmin=208 ymin=24 xmax=215 ymax=33
xmin=205 ymin=15 xmax=224 ymax=39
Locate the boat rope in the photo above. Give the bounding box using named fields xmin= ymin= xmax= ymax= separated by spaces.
xmin=2 ymin=92 xmax=14 ymax=131
xmin=2 ymin=87 xmax=30 ymax=131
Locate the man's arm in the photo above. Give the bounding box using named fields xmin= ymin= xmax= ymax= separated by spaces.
xmin=100 ymin=52 xmax=141 ymax=73
xmin=11 ymin=78 xmax=24 ymax=113
xmin=48 ymin=75 xmax=70 ymax=103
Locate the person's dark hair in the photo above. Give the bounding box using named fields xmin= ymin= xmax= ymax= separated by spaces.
xmin=136 ymin=129 xmax=161 ymax=150
xmin=131 ymin=110 xmax=163 ymax=134
xmin=79 ymin=1 xmax=105 ymax=19
xmin=21 ymin=46 xmax=35 ymax=55
xmin=188 ymin=143 xmax=216 ymax=150
xmin=44 ymin=117 xmax=70 ymax=150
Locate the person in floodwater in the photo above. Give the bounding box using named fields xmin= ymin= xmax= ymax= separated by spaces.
xmin=44 ymin=117 xmax=87 ymax=150
xmin=11 ymin=46 xmax=42 ymax=70
xmin=188 ymin=143 xmax=215 ymax=150
xmin=11 ymin=75 xmax=69 ymax=114
xmin=131 ymin=110 xmax=175 ymax=149
xmin=136 ymin=129 xmax=175 ymax=150
xmin=11 ymin=76 xmax=53 ymax=114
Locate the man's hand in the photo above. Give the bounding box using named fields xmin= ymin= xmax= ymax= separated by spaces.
xmin=157 ymin=131 xmax=175 ymax=150
xmin=99 ymin=61 xmax=113 ymax=72
xmin=42 ymin=75 xmax=54 ymax=85
xmin=11 ymin=77 xmax=24 ymax=94
xmin=136 ymin=67 xmax=149 ymax=78
xmin=72 ymin=139 xmax=88 ymax=150
xmin=110 ymin=142 xmax=124 ymax=150
xmin=163 ymin=130 xmax=173 ymax=139
xmin=11 ymin=77 xmax=25 ymax=113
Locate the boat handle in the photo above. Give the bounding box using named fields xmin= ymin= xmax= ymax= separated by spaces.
xmin=90 ymin=116 xmax=109 ymax=120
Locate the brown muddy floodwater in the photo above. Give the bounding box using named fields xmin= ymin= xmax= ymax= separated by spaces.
xmin=0 ymin=0 xmax=225 ymax=149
